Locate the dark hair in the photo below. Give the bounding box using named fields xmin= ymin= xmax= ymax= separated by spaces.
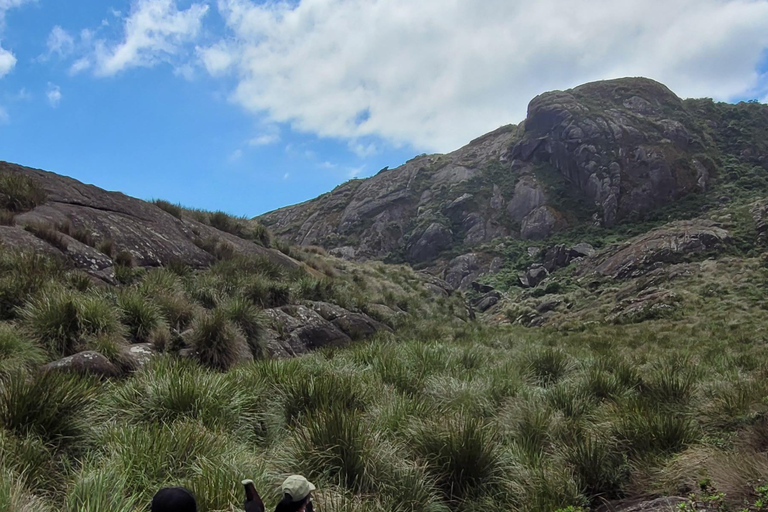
xmin=273 ymin=493 xmax=309 ymax=512
xmin=151 ymin=487 xmax=197 ymax=512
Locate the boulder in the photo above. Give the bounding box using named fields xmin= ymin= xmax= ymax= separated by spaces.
xmin=408 ymin=223 xmax=452 ymax=262
xmin=520 ymin=206 xmax=566 ymax=240
xmin=120 ymin=343 xmax=155 ymax=369
xmin=536 ymin=297 xmax=562 ymax=313
xmin=264 ymin=305 xmax=351 ymax=353
xmin=543 ymin=244 xmax=570 ymax=272
xmin=471 ymin=291 xmax=501 ymax=312
xmin=569 ymin=242 xmax=595 ymax=258
xmin=363 ymin=304 xmax=406 ymax=327
xmin=471 ymin=281 xmax=494 ymax=294
xmin=417 ymin=272 xmax=454 ymax=297
xmin=519 ymin=265 xmax=549 ymax=288
xmin=444 ymin=253 xmax=480 ymax=289
xmin=306 ymin=301 xmax=392 ymax=340
xmin=42 ymin=351 xmax=120 ymax=378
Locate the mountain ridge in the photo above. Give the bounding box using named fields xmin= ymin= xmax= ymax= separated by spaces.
xmin=258 ymin=77 xmax=768 ymax=290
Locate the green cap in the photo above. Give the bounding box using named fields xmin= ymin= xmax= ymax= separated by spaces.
xmin=281 ymin=475 xmax=316 ymax=502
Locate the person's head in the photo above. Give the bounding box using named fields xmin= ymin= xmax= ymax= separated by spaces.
xmin=273 ymin=475 xmax=316 ymax=512
xmin=151 ymin=486 xmax=197 ymax=512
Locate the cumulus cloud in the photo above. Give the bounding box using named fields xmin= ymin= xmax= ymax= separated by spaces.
xmin=0 ymin=0 xmax=34 ymax=78
xmin=73 ymin=0 xmax=209 ymax=76
xmin=202 ymin=0 xmax=768 ymax=152
xmin=46 ymin=83 xmax=61 ymax=107
xmin=0 ymin=44 xmax=14 ymax=77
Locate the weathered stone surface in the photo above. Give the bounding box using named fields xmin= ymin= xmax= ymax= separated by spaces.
xmin=259 ymin=126 xmax=517 ymax=263
xmin=306 ymin=301 xmax=392 ymax=340
xmin=472 ymin=291 xmax=501 ymax=312
xmin=507 ymin=175 xmax=546 ymax=222
xmin=0 ymin=161 xmax=301 ymax=276
xmin=43 ymin=351 xmax=120 ymax=378
xmin=570 ymin=242 xmax=595 ymax=258
xmin=584 ymin=220 xmax=731 ymax=278
xmin=536 ymin=296 xmax=563 ymax=313
xmin=265 ymin=305 xmax=351 ymax=353
xmin=519 ymin=265 xmax=549 ymax=288
xmin=512 ymin=78 xmax=707 ymax=227
xmin=543 ymin=244 xmax=571 ymax=272
xmin=120 ymin=343 xmax=155 ymax=369
xmin=444 ymin=253 xmax=480 ymax=289
xmin=521 ymin=206 xmax=565 ymax=240
xmin=363 ymin=304 xmax=406 ymax=327
xmin=408 ymin=223 xmax=452 ymax=262
xmin=417 ymin=272 xmax=454 ymax=297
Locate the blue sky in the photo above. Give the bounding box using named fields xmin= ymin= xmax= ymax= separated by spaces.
xmin=0 ymin=0 xmax=767 ymax=217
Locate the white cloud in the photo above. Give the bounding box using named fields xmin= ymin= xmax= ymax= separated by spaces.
xmin=197 ymin=42 xmax=235 ymax=76
xmin=0 ymin=105 xmax=8 ymax=123
xmin=46 ymin=83 xmax=61 ymax=107
xmin=0 ymin=44 xmax=15 ymax=77
xmin=248 ymin=133 xmax=280 ymax=146
xmin=89 ymin=0 xmax=209 ymax=76
xmin=204 ymin=0 xmax=768 ymax=152
xmin=69 ymin=57 xmax=91 ymax=75
xmin=46 ymin=26 xmax=75 ymax=57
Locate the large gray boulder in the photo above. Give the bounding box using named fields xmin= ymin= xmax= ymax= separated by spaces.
xmin=264 ymin=305 xmax=351 ymax=356
xmin=305 ymin=301 xmax=392 ymax=340
xmin=42 ymin=351 xmax=120 ymax=378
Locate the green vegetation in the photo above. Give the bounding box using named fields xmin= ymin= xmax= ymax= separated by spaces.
xmin=3 ymin=302 xmax=768 ymax=510
xmin=0 ymin=172 xmax=47 ymax=213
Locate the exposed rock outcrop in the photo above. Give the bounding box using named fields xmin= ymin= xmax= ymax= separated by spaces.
xmin=512 ymin=78 xmax=708 ymax=227
xmin=582 ymin=220 xmax=731 ymax=278
xmin=263 ymin=303 xmax=390 ymax=357
xmin=0 ymin=161 xmax=300 ymax=279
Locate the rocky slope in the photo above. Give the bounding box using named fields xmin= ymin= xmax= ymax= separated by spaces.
xmin=0 ymin=161 xmax=464 ymax=362
xmin=0 ymin=160 xmax=300 ymax=282
xmin=259 ymin=77 xmax=768 ymax=289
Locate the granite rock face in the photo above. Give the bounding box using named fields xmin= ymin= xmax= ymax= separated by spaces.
xmin=580 ymin=220 xmax=731 ymax=278
xmin=0 ymin=161 xmax=300 ymax=279
xmin=512 ymin=78 xmax=708 ymax=227
xmin=260 ymin=78 xmax=727 ymax=272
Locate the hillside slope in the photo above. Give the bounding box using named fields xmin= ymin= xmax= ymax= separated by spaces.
xmin=259 ymin=77 xmax=768 ymax=286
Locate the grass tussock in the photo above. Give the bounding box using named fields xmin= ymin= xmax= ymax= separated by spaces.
xmin=188 ymin=308 xmax=247 ymax=371
xmin=0 ymin=172 xmax=46 ymax=213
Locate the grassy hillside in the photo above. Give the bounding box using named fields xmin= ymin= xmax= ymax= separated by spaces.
xmin=3 ymin=303 xmax=768 ymax=511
